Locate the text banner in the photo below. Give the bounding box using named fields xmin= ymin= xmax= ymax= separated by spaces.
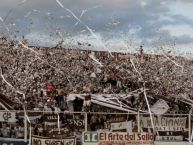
xmin=32 ymin=135 xmax=75 ymax=145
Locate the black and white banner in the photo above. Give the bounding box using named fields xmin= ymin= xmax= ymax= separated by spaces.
xmin=140 ymin=116 xmax=187 ymax=131
xmin=139 ymin=116 xmax=188 ymax=141
xmin=0 ymin=112 xmax=16 ymax=122
xmin=31 ymin=135 xmax=75 ymax=145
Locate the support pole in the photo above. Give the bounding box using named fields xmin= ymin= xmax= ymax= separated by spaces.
xmin=24 ymin=111 xmax=27 ymax=142
xmin=189 ymin=109 xmax=192 ymax=143
xmin=137 ymin=110 xmax=140 ymax=133
xmin=58 ymin=113 xmax=60 ymax=133
xmin=85 ymin=112 xmax=88 ymax=132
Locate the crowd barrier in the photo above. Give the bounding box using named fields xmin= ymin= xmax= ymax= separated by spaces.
xmin=0 ymin=110 xmax=193 ymax=145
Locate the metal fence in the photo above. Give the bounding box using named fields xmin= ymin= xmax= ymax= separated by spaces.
xmin=0 ymin=110 xmax=192 ymax=144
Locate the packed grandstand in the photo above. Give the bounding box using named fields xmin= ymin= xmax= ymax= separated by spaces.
xmin=0 ymin=37 xmax=193 ymax=144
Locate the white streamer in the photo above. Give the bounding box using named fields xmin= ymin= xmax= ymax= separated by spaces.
xmin=19 ymin=41 xmax=64 ymax=74
xmin=130 ymin=58 xmax=156 ymax=132
xmin=74 ymin=5 xmax=101 ymax=26
xmin=57 ymin=113 xmax=61 ymax=133
xmin=162 ymin=50 xmax=183 ymax=70
xmin=89 ymin=53 xmax=103 ymax=67
xmin=0 ymin=17 xmax=3 ymax=22
xmin=0 ymin=69 xmax=25 ymax=100
xmin=56 ymin=0 xmax=64 ymax=8
xmin=1 ymin=69 xmax=31 ymax=144
xmin=55 ymin=0 xmax=113 ymax=57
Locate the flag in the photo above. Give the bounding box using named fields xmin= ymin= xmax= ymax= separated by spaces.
xmin=151 ymin=99 xmax=169 ymax=115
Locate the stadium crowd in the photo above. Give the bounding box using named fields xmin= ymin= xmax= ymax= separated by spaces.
xmin=0 ymin=37 xmax=193 ymax=138
xmin=0 ymin=37 xmax=192 ymax=111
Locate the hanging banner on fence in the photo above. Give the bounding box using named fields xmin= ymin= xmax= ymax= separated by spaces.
xmin=0 ymin=112 xmax=16 ymax=122
xmin=64 ymin=114 xmax=85 ymax=128
xmin=139 ymin=116 xmax=187 ymax=131
xmin=18 ymin=112 xmax=42 ymax=124
xmin=105 ymin=115 xmax=127 ymax=129
xmin=83 ymin=132 xmax=154 ymax=145
xmin=0 ymin=138 xmax=28 ymax=145
xmin=43 ymin=114 xmax=85 ymax=128
xmin=44 ymin=122 xmax=58 ymax=130
xmin=32 ymin=135 xmax=75 ymax=145
xmin=43 ymin=114 xmax=58 ymax=122
xmin=45 ymin=128 xmax=72 ymax=138
xmin=155 ymin=135 xmax=183 ymax=141
xmin=110 ymin=121 xmax=133 ymax=132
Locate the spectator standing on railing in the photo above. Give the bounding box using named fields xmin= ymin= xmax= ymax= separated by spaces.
xmin=18 ymin=126 xmax=24 ymax=139
xmin=139 ymin=45 xmax=144 ymax=55
xmin=56 ymin=87 xmax=64 ymax=106
xmin=34 ymin=125 xmax=38 ymax=135
xmin=38 ymin=125 xmax=43 ymax=136
xmin=20 ymin=35 xmax=28 ymax=46
xmin=82 ymin=95 xmax=91 ymax=112
xmin=98 ymin=116 xmax=105 ymax=129
xmin=90 ymin=114 xmax=98 ymax=131
xmin=15 ymin=126 xmax=19 ymax=138
xmin=10 ymin=126 xmax=16 ymax=138
xmin=1 ymin=124 xmax=10 ymax=138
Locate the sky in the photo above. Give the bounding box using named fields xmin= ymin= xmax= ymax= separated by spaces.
xmin=0 ymin=0 xmax=193 ymax=54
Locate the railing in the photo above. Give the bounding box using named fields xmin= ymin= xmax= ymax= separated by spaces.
xmin=0 ymin=110 xmax=192 ymax=144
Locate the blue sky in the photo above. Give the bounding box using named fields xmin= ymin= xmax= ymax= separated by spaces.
xmin=0 ymin=0 xmax=193 ymax=54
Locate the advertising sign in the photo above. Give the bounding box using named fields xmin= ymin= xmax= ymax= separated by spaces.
xmin=83 ymin=132 xmax=154 ymax=145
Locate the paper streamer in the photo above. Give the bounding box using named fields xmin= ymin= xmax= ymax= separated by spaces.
xmin=55 ymin=0 xmax=113 ymax=57
xmin=130 ymin=58 xmax=156 ymax=132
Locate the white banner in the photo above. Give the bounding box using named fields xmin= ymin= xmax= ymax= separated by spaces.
xmin=111 ymin=121 xmax=133 ymax=132
xmin=32 ymin=136 xmax=75 ymax=145
xmin=0 ymin=112 xmax=16 ymax=122
xmin=156 ymin=136 xmax=183 ymax=141
xmin=140 ymin=116 xmax=187 ymax=131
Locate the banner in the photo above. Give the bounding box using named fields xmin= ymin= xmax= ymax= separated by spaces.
xmin=140 ymin=116 xmax=187 ymax=131
xmin=111 ymin=121 xmax=133 ymax=132
xmin=43 ymin=114 xmax=84 ymax=128
xmin=45 ymin=128 xmax=72 ymax=138
xmin=83 ymin=132 xmax=154 ymax=145
xmin=32 ymin=135 xmax=75 ymax=145
xmin=18 ymin=112 xmax=42 ymax=124
xmin=64 ymin=114 xmax=85 ymax=128
xmin=0 ymin=112 xmax=16 ymax=122
xmin=156 ymin=135 xmax=183 ymax=141
xmin=43 ymin=114 xmax=58 ymax=122
xmin=44 ymin=122 xmax=58 ymax=130
xmin=139 ymin=116 xmax=188 ymax=141
xmin=106 ymin=115 xmax=127 ymax=129
xmin=0 ymin=138 xmax=27 ymax=145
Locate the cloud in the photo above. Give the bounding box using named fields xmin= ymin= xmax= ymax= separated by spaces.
xmin=0 ymin=0 xmax=193 ymax=52
xmin=175 ymin=35 xmax=193 ymax=44
xmin=161 ymin=24 xmax=193 ymax=37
